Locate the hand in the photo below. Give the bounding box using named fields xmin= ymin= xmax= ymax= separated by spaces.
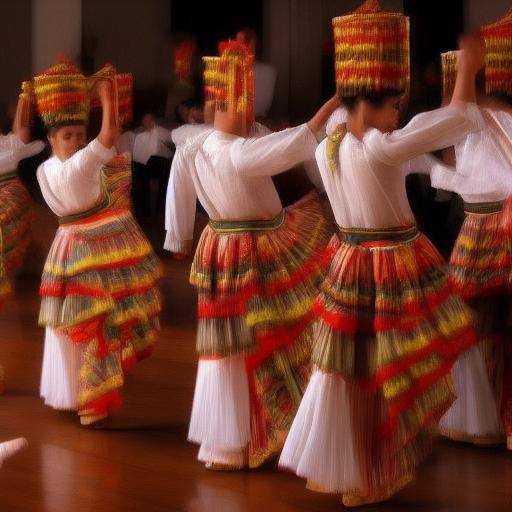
xmin=94 ymin=79 xmax=113 ymax=103
xmin=458 ymin=34 xmax=485 ymax=75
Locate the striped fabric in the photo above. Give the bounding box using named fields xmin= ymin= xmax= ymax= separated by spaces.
xmin=39 ymin=205 xmax=161 ymax=425
xmin=202 ymin=56 xmax=221 ymax=112
xmin=332 ymin=0 xmax=410 ymax=96
xmin=89 ymin=65 xmax=134 ymax=127
xmin=190 ymin=191 xmax=332 ymax=467
xmin=312 ymin=229 xmax=477 ymax=442
xmin=216 ymin=40 xmax=255 ymax=128
xmin=33 ymin=60 xmax=89 ymax=129
xmin=0 ymin=176 xmax=34 ymax=276
xmin=450 ymin=204 xmax=512 ymax=298
xmin=441 ymin=51 xmax=458 ymax=99
xmin=481 ymin=8 xmax=512 ymax=97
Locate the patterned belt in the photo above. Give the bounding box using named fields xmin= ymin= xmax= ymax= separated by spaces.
xmin=0 ymin=170 xmax=18 ymax=183
xmin=337 ymin=225 xmax=419 ymax=245
xmin=209 ymin=210 xmax=285 ymax=234
xmin=464 ymin=201 xmax=504 ymax=215
xmin=58 ymin=195 xmax=110 ymax=225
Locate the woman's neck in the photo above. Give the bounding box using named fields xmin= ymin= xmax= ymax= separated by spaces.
xmin=346 ymin=110 xmax=368 ymax=141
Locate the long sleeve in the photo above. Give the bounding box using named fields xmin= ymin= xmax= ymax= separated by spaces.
xmin=366 ymin=103 xmax=482 ymax=166
xmin=62 ymin=138 xmax=116 ymax=181
xmin=303 ymin=158 xmax=325 ymax=192
xmin=231 ymin=123 xmax=318 ymax=178
xmin=403 ymin=153 xmax=453 ymax=177
xmin=164 ymin=144 xmax=197 ymax=253
xmin=171 ymin=124 xmax=211 ymax=147
xmin=429 ymin=165 xmax=494 ymax=195
xmin=0 ymin=134 xmax=45 ymax=174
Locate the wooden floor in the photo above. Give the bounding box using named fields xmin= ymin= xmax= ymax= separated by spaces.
xmin=1 ymin=221 xmax=512 ymax=511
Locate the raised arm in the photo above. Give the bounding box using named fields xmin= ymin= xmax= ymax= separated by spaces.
xmin=12 ymin=83 xmax=33 ymax=144
xmin=232 ymin=96 xmax=340 ymax=178
xmin=95 ymin=80 xmax=118 ymax=150
xmin=1 ymin=87 xmax=44 ymax=173
xmin=368 ymin=35 xmax=485 ymax=167
xmin=308 ymin=95 xmax=341 ymax=134
xmin=451 ymin=34 xmax=485 ymax=108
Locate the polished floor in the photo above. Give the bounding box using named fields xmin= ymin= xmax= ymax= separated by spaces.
xmin=1 ymin=225 xmax=512 ymax=511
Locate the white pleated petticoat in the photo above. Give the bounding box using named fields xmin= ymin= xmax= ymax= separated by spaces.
xmin=188 ymin=355 xmax=251 ymax=467
xmin=40 ymin=328 xmax=85 ymax=410
xmin=439 ymin=343 xmax=504 ymax=443
xmin=279 ymin=370 xmax=371 ymax=494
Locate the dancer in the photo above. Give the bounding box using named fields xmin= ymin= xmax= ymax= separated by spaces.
xmin=437 ymin=9 xmax=512 ymax=449
xmin=166 ymin=40 xmax=337 ymax=468
xmin=34 ymin=59 xmax=161 ymax=425
xmin=0 ymin=83 xmax=45 ymax=392
xmin=279 ymin=1 xmax=483 ymax=505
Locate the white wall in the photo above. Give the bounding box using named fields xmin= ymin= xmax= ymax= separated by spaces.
xmin=465 ymin=0 xmax=511 ymax=30
xmin=32 ymin=0 xmax=82 ymax=73
xmin=82 ymin=0 xmax=171 ymax=88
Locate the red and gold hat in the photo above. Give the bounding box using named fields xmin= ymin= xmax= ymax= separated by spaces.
xmin=174 ymin=39 xmax=196 ymax=82
xmin=203 ymin=56 xmax=221 ymax=107
xmin=216 ymin=40 xmax=254 ymax=127
xmin=441 ymin=51 xmax=458 ymax=99
xmin=481 ymin=8 xmax=512 ymax=97
xmin=33 ymin=56 xmax=89 ymax=129
xmin=332 ymin=0 xmax=410 ymax=96
xmin=89 ymin=64 xmax=134 ymax=127
xmin=115 ymin=73 xmax=133 ymax=126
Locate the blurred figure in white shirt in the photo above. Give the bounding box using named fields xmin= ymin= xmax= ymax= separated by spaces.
xmin=132 ymin=112 xmax=173 ymax=218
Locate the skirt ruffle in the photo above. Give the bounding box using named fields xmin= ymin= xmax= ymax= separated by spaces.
xmin=0 ymin=177 xmax=34 ymax=307
xmin=39 ymin=207 xmax=161 ymax=424
xmin=449 ymin=210 xmax=512 ymax=298
xmin=189 ymin=191 xmax=332 ymax=466
xmin=446 ymin=209 xmax=512 ymax=447
xmin=0 ymin=177 xmax=34 ymax=275
xmin=282 ymin=231 xmax=477 ymax=497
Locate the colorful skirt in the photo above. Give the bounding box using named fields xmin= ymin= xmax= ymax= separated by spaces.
xmin=0 ymin=174 xmax=34 ymax=392
xmin=188 ymin=191 xmax=331 ymax=467
xmin=39 ymin=206 xmax=161 ymax=425
xmin=280 ymin=225 xmax=477 ymax=501
xmin=449 ymin=201 xmax=511 ymax=297
xmin=0 ymin=174 xmax=34 ymax=299
xmin=441 ymin=202 xmax=512 ymax=447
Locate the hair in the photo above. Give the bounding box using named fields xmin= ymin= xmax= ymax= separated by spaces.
xmin=47 ymin=123 xmax=86 ymax=137
xmin=339 ymin=88 xmax=404 ymax=113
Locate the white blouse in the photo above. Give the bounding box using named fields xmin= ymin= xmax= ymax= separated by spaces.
xmin=171 ymin=124 xmax=212 ymax=147
xmin=133 ymin=125 xmax=173 ymax=165
xmin=316 ymin=104 xmax=480 ymax=229
xmin=36 ymin=138 xmax=116 ymax=217
xmin=432 ymin=107 xmax=512 ymax=203
xmin=171 ymin=122 xmax=274 ymax=148
xmin=0 ymin=133 xmax=45 ymax=175
xmin=164 ymin=123 xmax=317 ymax=253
